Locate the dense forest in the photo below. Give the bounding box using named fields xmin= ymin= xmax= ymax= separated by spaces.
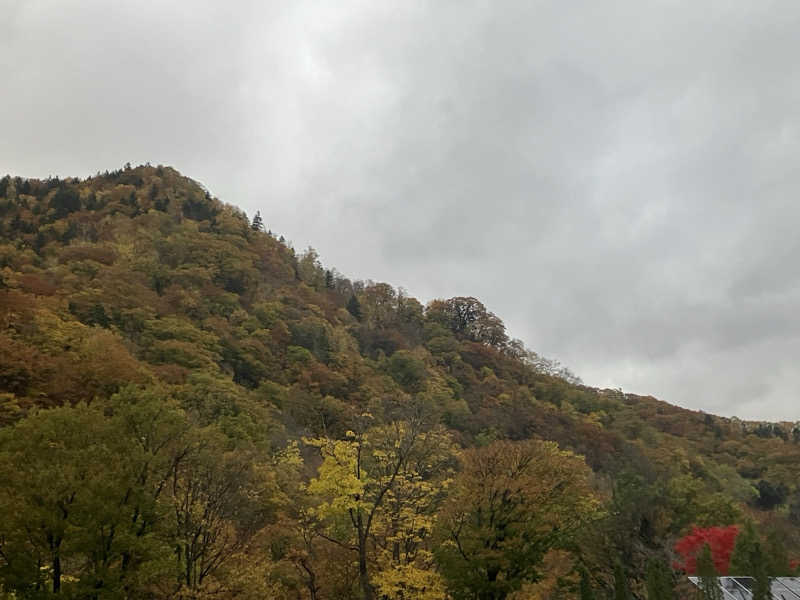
xmin=1 ymin=164 xmax=800 ymax=599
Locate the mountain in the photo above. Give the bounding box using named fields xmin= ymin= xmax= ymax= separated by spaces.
xmin=1 ymin=165 xmax=799 ymax=599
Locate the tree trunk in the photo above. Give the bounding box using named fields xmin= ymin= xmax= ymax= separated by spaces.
xmin=359 ymin=549 xmax=373 ymax=600
xmin=53 ymin=551 xmax=61 ymax=594
xmin=483 ymin=566 xmax=501 ymax=600
xmin=307 ymin=571 xmax=319 ymax=600
xmin=48 ymin=533 xmax=63 ymax=594
xmin=357 ymin=513 xmax=373 ymax=600
xmin=185 ymin=545 xmax=193 ymax=589
xmin=299 ymin=558 xmax=319 ymax=600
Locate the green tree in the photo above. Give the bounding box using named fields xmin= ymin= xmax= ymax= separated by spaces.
xmin=731 ymin=522 xmax=760 ymax=576
xmin=0 ymin=393 xmax=184 ymax=596
xmin=386 ymin=350 xmax=428 ymax=392
xmin=347 ymin=294 xmax=363 ymax=320
xmin=763 ymin=526 xmax=792 ymax=577
xmin=696 ymin=544 xmax=722 ymax=600
xmin=646 ymin=557 xmax=674 ymax=600
xmin=614 ymin=561 xmax=631 ymax=600
xmin=0 ymin=404 xmax=106 ymax=595
xmin=0 ymin=384 xmax=280 ymax=598
xmin=579 ymin=565 xmax=596 ymax=600
xmin=436 ymin=439 xmax=601 ymax=600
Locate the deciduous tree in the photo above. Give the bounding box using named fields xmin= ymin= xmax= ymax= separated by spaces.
xmin=306 ymin=418 xmax=455 ymax=600
xmin=436 ymin=439 xmax=601 ymax=600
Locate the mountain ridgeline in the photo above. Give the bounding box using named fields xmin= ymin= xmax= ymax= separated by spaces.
xmin=1 ymin=165 xmax=799 ymax=599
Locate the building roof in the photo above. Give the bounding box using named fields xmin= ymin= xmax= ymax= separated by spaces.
xmin=689 ymin=577 xmax=800 ymax=600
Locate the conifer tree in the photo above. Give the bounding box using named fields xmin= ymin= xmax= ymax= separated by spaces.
xmin=646 ymin=557 xmax=674 ymax=600
xmin=251 ymin=210 xmax=264 ymax=231
xmin=347 ymin=294 xmax=363 ymax=320
xmin=753 ymin=553 xmax=772 ymax=600
xmin=764 ymin=528 xmax=792 ymax=577
xmin=579 ymin=565 xmax=595 ymax=600
xmin=697 ymin=544 xmax=722 ymax=600
xmin=730 ymin=522 xmax=759 ymax=575
xmin=614 ymin=561 xmax=631 ymax=600
xmin=732 ymin=522 xmax=773 ymax=600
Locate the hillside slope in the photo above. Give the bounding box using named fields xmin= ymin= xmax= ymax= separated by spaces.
xmin=1 ymin=165 xmax=799 ymax=599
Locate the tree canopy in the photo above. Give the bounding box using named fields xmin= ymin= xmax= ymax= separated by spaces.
xmin=1 ymin=165 xmax=799 ymax=598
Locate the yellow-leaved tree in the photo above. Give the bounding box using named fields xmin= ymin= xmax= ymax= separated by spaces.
xmin=305 ymin=414 xmax=456 ymax=600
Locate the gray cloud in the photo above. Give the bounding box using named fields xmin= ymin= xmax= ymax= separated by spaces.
xmin=3 ymin=0 xmax=800 ymax=419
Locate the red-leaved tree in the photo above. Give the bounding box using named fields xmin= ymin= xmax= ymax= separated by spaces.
xmin=674 ymin=525 xmax=739 ymax=574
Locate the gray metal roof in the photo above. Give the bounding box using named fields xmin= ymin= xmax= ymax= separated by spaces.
xmin=688 ymin=577 xmax=800 ymax=600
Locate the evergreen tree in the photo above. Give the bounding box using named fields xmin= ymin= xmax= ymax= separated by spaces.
xmin=764 ymin=527 xmax=792 ymax=576
xmin=752 ymin=550 xmax=772 ymax=600
xmin=88 ymin=303 xmax=110 ymax=328
xmin=347 ymin=294 xmax=363 ymax=320
xmin=251 ymin=210 xmax=264 ymax=231
xmin=324 ymin=269 xmax=334 ymax=289
xmin=697 ymin=544 xmax=722 ymax=600
xmin=579 ymin=565 xmax=595 ymax=600
xmin=730 ymin=522 xmax=759 ymax=575
xmin=646 ymin=557 xmax=674 ymax=600
xmin=730 ymin=520 xmax=774 ymax=598
xmin=614 ymin=561 xmax=631 ymax=600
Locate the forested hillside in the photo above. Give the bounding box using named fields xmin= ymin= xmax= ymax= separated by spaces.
xmin=1 ymin=165 xmax=799 ymax=599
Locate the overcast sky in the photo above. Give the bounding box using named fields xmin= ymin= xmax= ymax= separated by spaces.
xmin=3 ymin=1 xmax=800 ymax=420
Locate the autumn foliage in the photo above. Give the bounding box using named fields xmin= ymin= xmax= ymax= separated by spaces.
xmin=674 ymin=525 xmax=739 ymax=575
xmin=2 ymin=165 xmax=800 ymax=598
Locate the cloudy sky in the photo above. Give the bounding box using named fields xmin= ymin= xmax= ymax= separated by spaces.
xmin=3 ymin=0 xmax=800 ymax=420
